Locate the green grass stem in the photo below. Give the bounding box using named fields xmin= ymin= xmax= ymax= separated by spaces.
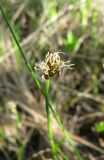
xmin=45 ymin=80 xmax=58 ymax=160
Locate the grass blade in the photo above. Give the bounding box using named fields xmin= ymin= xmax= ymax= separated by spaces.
xmin=0 ymin=5 xmax=41 ymax=91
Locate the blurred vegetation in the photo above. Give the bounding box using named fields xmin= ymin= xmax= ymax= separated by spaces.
xmin=0 ymin=0 xmax=104 ymax=160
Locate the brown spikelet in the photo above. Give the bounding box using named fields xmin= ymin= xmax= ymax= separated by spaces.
xmin=35 ymin=51 xmax=75 ymax=79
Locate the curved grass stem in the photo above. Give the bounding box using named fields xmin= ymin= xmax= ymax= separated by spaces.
xmin=0 ymin=5 xmax=83 ymax=160
xmin=49 ymin=102 xmax=83 ymax=160
xmin=0 ymin=5 xmax=41 ymax=91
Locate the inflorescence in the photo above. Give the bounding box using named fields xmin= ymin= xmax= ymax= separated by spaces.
xmin=35 ymin=51 xmax=75 ymax=79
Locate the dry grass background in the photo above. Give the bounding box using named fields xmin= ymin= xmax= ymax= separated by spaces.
xmin=0 ymin=0 xmax=104 ymax=160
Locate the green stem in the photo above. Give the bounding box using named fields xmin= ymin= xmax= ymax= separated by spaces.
xmin=45 ymin=84 xmax=82 ymax=159
xmin=45 ymin=80 xmax=58 ymax=160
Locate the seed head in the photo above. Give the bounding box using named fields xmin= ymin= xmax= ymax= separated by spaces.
xmin=35 ymin=51 xmax=75 ymax=79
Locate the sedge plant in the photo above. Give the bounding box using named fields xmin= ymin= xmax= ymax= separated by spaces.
xmin=0 ymin=5 xmax=83 ymax=160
